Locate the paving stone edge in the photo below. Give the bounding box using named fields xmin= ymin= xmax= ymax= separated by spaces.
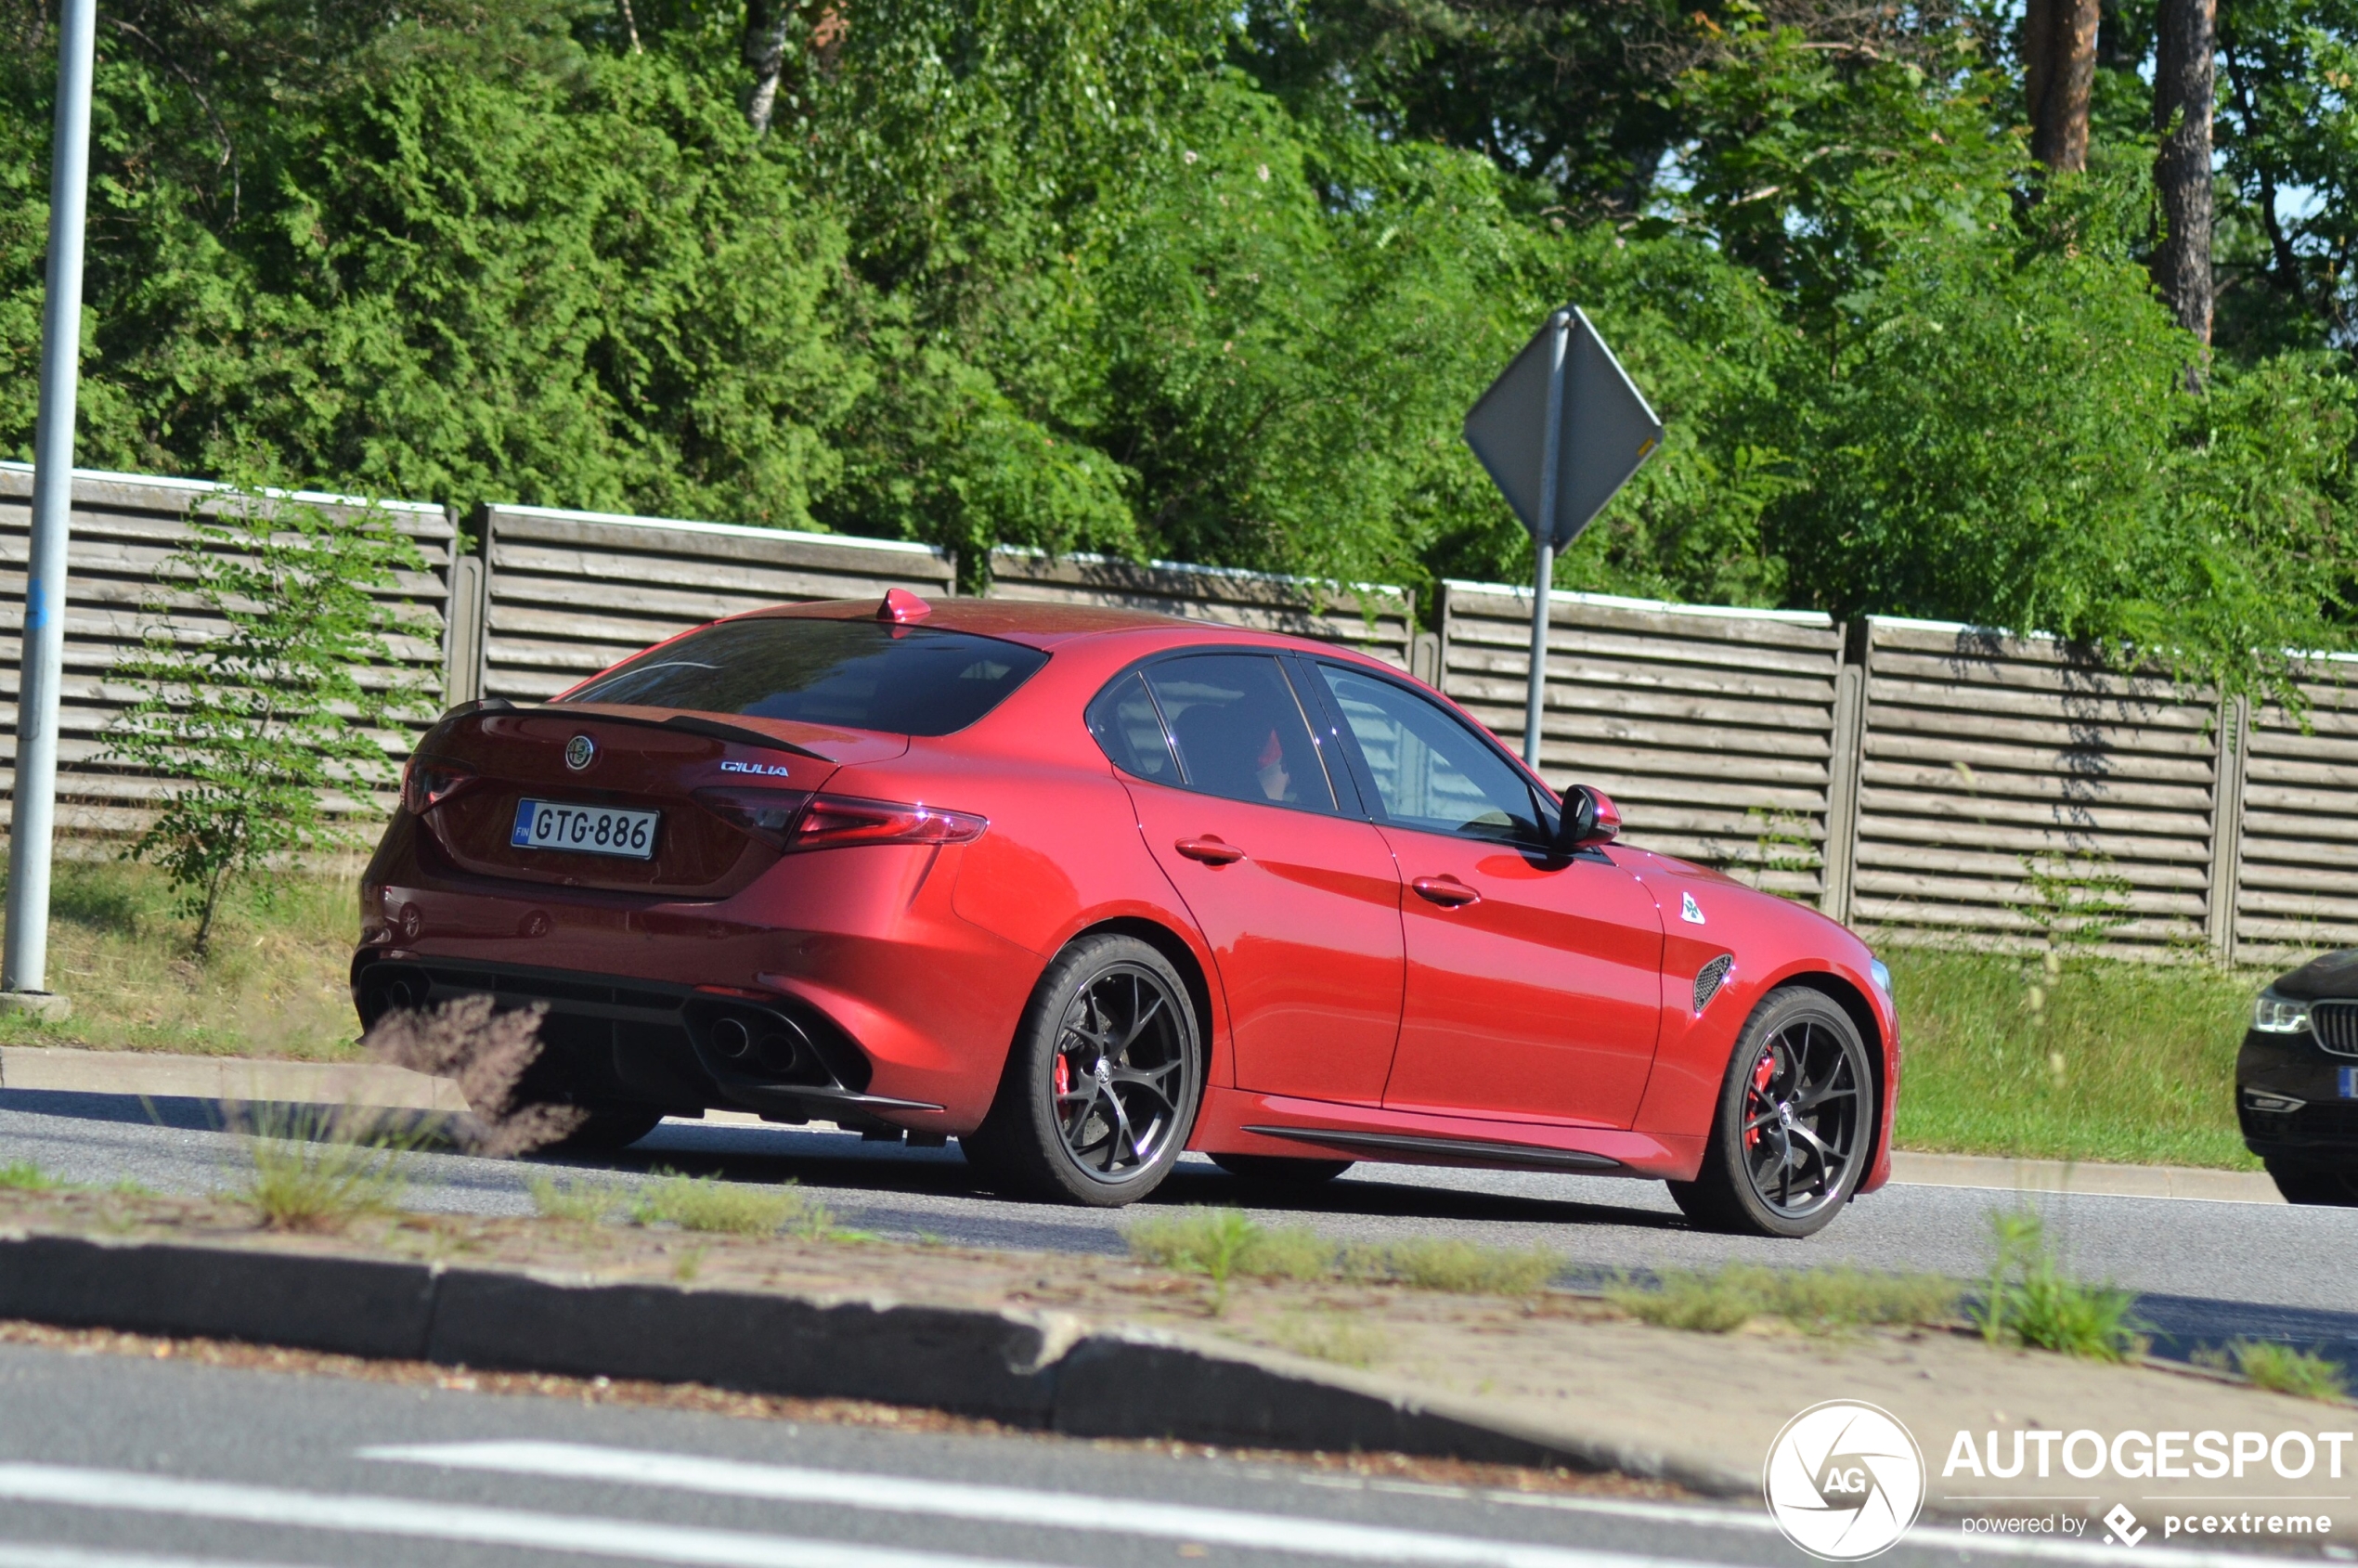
xmin=0 ymin=1229 xmax=1755 ymax=1498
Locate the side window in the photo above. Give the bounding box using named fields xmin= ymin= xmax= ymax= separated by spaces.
xmin=1316 ymin=666 xmax=1545 ymax=843
xmin=1143 ymin=654 xmax=1337 ymax=812
xmin=1084 ymin=672 xmax=1180 ymax=784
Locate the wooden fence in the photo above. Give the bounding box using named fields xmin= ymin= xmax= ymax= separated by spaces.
xmin=2235 ymin=657 xmax=2358 ymax=964
xmin=0 ymin=464 xmax=452 ymax=836
xmin=1433 ymin=582 xmax=2354 ymax=961
xmin=2 ymin=468 xmax=2350 ymax=963
xmin=456 ymin=505 xmax=956 ymax=704
xmin=1436 ymin=581 xmax=1847 ymax=903
xmin=988 ymin=549 xmax=1416 ymax=671
xmin=1841 ymin=616 xmax=2226 ymax=958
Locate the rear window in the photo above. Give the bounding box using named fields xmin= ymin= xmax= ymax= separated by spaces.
xmin=561 ymin=617 xmax=1049 ymax=736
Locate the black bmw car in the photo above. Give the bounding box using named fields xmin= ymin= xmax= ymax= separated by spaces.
xmin=2239 ymin=949 xmax=2358 ymax=1205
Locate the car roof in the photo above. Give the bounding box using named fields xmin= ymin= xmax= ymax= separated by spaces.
xmin=743 ymin=594 xmax=1349 ymax=655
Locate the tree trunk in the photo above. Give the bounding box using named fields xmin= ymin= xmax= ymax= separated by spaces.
xmin=2152 ymin=0 xmax=2217 ymax=347
xmin=742 ymin=0 xmax=795 ymax=136
xmin=2025 ymin=0 xmax=2101 ymax=172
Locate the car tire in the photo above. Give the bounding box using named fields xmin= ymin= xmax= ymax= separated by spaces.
xmin=2263 ymin=1157 xmax=2358 ymax=1206
xmin=1667 ymin=987 xmax=1875 ymax=1238
xmin=969 ymin=934 xmax=1204 ymax=1207
xmin=1210 ymin=1153 xmax=1354 ymax=1185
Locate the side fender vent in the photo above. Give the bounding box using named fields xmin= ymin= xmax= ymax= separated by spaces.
xmin=1693 ymin=953 xmax=1734 ymax=1015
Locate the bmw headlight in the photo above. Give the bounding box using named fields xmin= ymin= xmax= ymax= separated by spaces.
xmin=2252 ymin=989 xmax=2312 ymax=1034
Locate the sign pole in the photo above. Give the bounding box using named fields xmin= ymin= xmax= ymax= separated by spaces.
xmin=1522 ymin=311 xmax=1570 ymax=770
xmin=4 ymin=0 xmax=98 ymax=1009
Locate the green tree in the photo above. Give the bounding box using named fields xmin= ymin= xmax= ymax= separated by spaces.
xmin=102 ymin=489 xmax=434 ymax=953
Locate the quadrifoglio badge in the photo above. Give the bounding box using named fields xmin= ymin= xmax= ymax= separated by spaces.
xmin=1765 ymin=1402 xmax=1926 ymax=1560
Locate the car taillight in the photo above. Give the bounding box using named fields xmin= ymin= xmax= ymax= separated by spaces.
xmin=693 ymin=786 xmax=815 ymax=851
xmin=401 ymin=757 xmax=476 ymax=815
xmin=791 ymin=794 xmax=987 ymax=850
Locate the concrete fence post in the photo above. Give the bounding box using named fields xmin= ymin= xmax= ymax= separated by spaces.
xmin=1820 ymin=656 xmax=1868 ymax=925
xmin=2206 ymin=693 xmax=2250 ymax=963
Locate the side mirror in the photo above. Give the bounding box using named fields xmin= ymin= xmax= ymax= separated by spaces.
xmin=1555 ymin=784 xmax=1621 ymax=853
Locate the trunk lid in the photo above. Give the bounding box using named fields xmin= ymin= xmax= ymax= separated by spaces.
xmin=413 ymin=706 xmax=903 ymax=897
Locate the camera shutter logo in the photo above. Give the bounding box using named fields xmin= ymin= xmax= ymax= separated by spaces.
xmin=565 ymin=734 xmax=596 ymax=771
xmin=1764 ymin=1401 xmax=1925 ymax=1561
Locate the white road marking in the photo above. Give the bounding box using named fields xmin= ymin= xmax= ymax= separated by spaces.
xmin=364 ymin=1440 xmax=1717 ymax=1568
xmin=364 ymin=1440 xmax=2313 ymax=1568
xmin=0 ymin=1549 xmax=332 ymax=1568
xmin=0 ymin=1465 xmax=1045 ymax=1568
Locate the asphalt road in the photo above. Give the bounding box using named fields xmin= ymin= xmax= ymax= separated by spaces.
xmin=6 ymin=1086 xmax=2357 ymax=1369
xmin=0 ymin=1331 xmax=2312 ymax=1568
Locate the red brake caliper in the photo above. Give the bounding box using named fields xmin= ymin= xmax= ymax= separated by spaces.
xmin=1744 ymin=1050 xmax=1774 ymax=1147
xmin=1054 ymin=1053 xmax=1070 ymax=1098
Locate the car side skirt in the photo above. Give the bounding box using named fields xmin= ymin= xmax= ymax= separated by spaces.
xmin=1189 ymin=1087 xmax=1704 ymax=1180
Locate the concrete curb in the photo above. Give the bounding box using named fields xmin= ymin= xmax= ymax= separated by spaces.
xmin=0 ymin=1231 xmax=1752 ymax=1498
xmin=1887 ymin=1150 xmax=2279 ymax=1205
xmin=0 ymin=1045 xmax=465 ymax=1113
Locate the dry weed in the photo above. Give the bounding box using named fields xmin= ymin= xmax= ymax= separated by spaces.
xmin=363 ymin=995 xmax=583 ymax=1157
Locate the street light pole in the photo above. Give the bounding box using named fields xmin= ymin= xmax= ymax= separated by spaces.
xmin=4 ymin=0 xmax=98 ymax=1011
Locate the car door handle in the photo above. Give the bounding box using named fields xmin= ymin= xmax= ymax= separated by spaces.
xmin=1411 ymin=875 xmax=1481 ymax=908
xmin=1174 ymin=836 xmax=1245 ymax=866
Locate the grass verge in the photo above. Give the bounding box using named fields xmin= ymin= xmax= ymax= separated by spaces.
xmin=1974 ymin=1209 xmax=2145 ymax=1362
xmin=628 ymin=1172 xmax=838 ymax=1239
xmin=239 ymin=1104 xmax=427 ymax=1231
xmin=0 ymin=857 xmax=362 ymax=1060
xmin=1127 ymin=1208 xmax=1559 ymax=1308
xmin=1605 ymin=1264 xmax=1960 ymax=1334
xmin=2196 ymin=1341 xmax=2351 ymax=1403
xmin=1269 ymin=1311 xmax=1389 ymax=1368
xmin=0 ymin=1160 xmax=60 ymax=1190
xmin=1885 ymin=946 xmax=2263 ymax=1169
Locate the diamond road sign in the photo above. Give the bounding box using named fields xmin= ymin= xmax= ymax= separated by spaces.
xmin=1462 ymin=306 xmax=1664 ymax=551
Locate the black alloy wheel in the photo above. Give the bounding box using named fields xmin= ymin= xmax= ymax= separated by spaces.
xmin=1669 ymin=987 xmax=1874 ymax=1238
xmin=963 ymin=934 xmax=1203 ymax=1206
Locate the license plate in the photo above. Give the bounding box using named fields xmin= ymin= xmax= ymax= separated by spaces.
xmin=511 ymin=798 xmax=659 ymax=860
xmin=2341 ymin=1067 xmax=2357 ymax=1100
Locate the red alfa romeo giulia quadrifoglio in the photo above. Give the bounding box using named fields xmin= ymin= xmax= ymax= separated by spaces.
xmin=356 ymin=591 xmax=1898 ymax=1237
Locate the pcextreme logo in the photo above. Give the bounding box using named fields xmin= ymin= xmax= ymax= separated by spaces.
xmin=1765 ymin=1401 xmax=1927 ymax=1561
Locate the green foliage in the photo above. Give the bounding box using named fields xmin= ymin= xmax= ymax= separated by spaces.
xmin=1887 ymin=947 xmax=2260 ymax=1168
xmin=2011 ymin=854 xmax=2137 ymax=951
xmin=529 ymin=1173 xmax=627 ymax=1225
xmin=628 ymin=1170 xmax=835 ymax=1237
xmin=1607 ymin=1263 xmax=1961 ymax=1334
xmin=239 ymin=1103 xmax=428 ymax=1231
xmin=1269 ymin=1311 xmax=1388 ymax=1367
xmin=2196 ymin=1339 xmax=2352 ymax=1403
xmin=0 ymin=0 xmax=2352 ymax=686
xmin=100 ymin=488 xmax=432 ymax=952
xmin=1976 ymin=1209 xmax=2146 ymax=1362
xmin=0 ymin=859 xmax=366 ymax=1060
xmin=0 ymin=1160 xmax=58 ymax=1189
xmin=1341 ymin=1236 xmax=1561 ymax=1296
xmin=1125 ymin=1206 xmax=1559 ymax=1302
